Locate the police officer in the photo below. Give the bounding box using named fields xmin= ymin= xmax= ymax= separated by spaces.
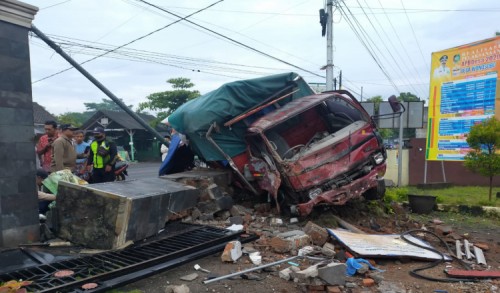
xmin=86 ymin=127 xmax=118 ymax=183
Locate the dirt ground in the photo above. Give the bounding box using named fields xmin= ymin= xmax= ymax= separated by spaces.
xmin=119 ymin=200 xmax=500 ymax=293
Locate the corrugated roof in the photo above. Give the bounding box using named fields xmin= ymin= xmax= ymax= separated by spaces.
xmin=33 ymin=102 xmax=57 ymax=124
xmin=81 ymin=110 xmax=167 ymax=131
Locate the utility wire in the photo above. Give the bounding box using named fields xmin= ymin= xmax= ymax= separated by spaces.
xmin=400 ymin=0 xmax=430 ymax=73
xmin=134 ymin=0 xmax=324 ymax=79
xmin=337 ymin=1 xmax=400 ymax=93
xmin=34 ymin=34 xmax=292 ymax=73
xmin=32 ymin=0 xmax=224 ymax=84
xmin=355 ymin=0 xmax=424 ymax=97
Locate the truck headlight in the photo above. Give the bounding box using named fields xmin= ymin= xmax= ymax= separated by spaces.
xmin=308 ymin=188 xmax=322 ymax=199
xmin=373 ymin=152 xmax=384 ymax=165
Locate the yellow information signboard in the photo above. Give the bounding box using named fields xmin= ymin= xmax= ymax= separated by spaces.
xmin=426 ymin=36 xmax=500 ymax=161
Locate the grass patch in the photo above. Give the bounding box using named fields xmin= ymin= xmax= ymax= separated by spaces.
xmin=409 ymin=210 xmax=500 ymax=229
xmin=389 ymin=186 xmax=500 ymax=207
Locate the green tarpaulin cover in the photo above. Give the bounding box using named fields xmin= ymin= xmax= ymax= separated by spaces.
xmin=168 ymin=72 xmax=315 ymax=161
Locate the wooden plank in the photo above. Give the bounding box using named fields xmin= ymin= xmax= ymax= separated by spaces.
xmin=446 ymin=269 xmax=500 ymax=278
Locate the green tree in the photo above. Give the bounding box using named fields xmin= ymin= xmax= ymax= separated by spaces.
xmin=84 ymin=98 xmax=132 ymax=112
xmin=464 ymin=117 xmax=500 ymax=201
xmin=57 ymin=112 xmax=92 ymax=127
xmin=138 ymin=77 xmax=200 ymax=124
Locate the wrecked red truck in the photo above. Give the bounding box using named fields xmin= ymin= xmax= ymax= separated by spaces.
xmin=161 ymin=73 xmax=388 ymax=216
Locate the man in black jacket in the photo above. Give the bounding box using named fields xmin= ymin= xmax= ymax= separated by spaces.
xmin=86 ymin=127 xmax=118 ymax=183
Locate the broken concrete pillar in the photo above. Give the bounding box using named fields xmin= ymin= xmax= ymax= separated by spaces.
xmin=56 ymin=178 xmax=199 ymax=249
xmin=318 ymin=263 xmax=347 ymax=285
xmin=0 ymin=0 xmax=40 ymax=247
xmin=303 ymin=221 xmax=329 ymax=246
xmin=270 ymin=230 xmax=311 ymax=253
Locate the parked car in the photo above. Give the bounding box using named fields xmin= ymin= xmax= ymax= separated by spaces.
xmin=164 ymin=73 xmax=391 ymax=216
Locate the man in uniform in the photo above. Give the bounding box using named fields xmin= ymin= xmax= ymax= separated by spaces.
xmin=433 ymin=55 xmax=451 ymax=78
xmin=87 ymin=127 xmax=118 ymax=183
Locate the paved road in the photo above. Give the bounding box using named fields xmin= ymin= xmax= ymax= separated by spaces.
xmin=126 ymin=162 xmax=161 ymax=180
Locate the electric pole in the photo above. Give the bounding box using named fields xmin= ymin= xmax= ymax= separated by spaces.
xmin=326 ymin=0 xmax=334 ymax=90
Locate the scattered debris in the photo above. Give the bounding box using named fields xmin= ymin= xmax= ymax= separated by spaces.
xmin=165 ymin=284 xmax=190 ymax=293
xmin=81 ymin=283 xmax=98 ymax=290
xmin=317 ymin=262 xmax=346 ymax=285
xmin=194 ymin=264 xmax=210 ymax=273
xmin=321 ymin=242 xmax=336 ymax=257
xmin=328 ymin=229 xmax=450 ymax=260
xmin=204 ymin=256 xmax=299 ymax=284
xmin=270 ymin=230 xmax=311 ymax=253
xmin=221 ymin=241 xmax=242 ymax=262
xmin=180 ymin=273 xmax=198 ymax=281
xmin=54 ymin=270 xmax=74 ymax=278
xmin=446 ymin=269 xmax=500 ymax=278
xmin=248 ymin=251 xmax=262 ymax=265
xmin=303 ymin=221 xmax=329 ymax=246
xmin=473 ymin=246 xmax=487 ymax=266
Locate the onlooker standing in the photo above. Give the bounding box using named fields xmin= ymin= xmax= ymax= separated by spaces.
xmin=74 ymin=130 xmax=90 ymax=175
xmin=160 ymin=134 xmax=171 ymax=161
xmin=87 ymin=127 xmax=118 ymax=183
xmin=50 ymin=124 xmax=78 ymax=172
xmin=36 ymin=120 xmax=59 ymax=172
xmin=36 ymin=169 xmax=55 ymax=215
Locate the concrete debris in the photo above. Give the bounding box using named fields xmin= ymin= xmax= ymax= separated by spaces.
xmin=164 ymin=284 xmax=190 ymax=293
xmin=298 ymin=245 xmax=315 ymax=256
xmin=321 ymin=242 xmax=336 ymax=257
xmin=317 ymin=263 xmax=347 ymax=285
xmin=221 ymin=240 xmax=242 ymax=262
xmin=226 ymin=224 xmax=244 ymax=232
xmin=248 ymin=251 xmax=262 ymax=265
xmin=228 ymin=216 xmax=243 ymax=225
xmin=270 ymin=230 xmax=311 ymax=253
xmin=290 ymin=217 xmax=299 ymax=224
xmin=270 ymin=218 xmax=284 ymax=226
xmin=362 ymin=278 xmax=375 ymax=287
xmin=303 ymin=221 xmax=329 ymax=246
xmin=474 ymin=242 xmax=490 ymax=251
xmin=179 ymin=273 xmax=198 ymax=281
xmin=290 ymin=264 xmax=319 ymax=282
xmin=242 ymin=244 xmax=257 ymax=254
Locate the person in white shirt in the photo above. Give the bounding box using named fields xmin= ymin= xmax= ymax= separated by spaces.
xmin=161 ymin=134 xmax=171 ymax=161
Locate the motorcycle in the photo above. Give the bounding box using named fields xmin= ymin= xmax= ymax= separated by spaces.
xmin=114 ymin=160 xmax=129 ymax=181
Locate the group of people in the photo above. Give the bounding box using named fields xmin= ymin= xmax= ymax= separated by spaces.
xmin=35 ymin=120 xmax=119 ymax=214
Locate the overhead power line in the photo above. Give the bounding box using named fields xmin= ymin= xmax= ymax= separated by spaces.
xmin=354 ymin=0 xmax=424 ymax=97
xmin=32 ymin=0 xmax=224 ymax=84
xmin=400 ymin=0 xmax=430 ymax=73
xmin=337 ymin=1 xmax=401 ymax=93
xmin=134 ymin=0 xmax=324 ymax=79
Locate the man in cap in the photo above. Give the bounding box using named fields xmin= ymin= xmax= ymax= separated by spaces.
xmin=87 ymin=127 xmax=118 ymax=183
xmin=433 ymin=55 xmax=451 ymax=78
xmin=51 ymin=124 xmax=78 ymax=172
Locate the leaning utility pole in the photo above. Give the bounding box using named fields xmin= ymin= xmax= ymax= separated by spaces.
xmin=325 ymin=0 xmax=334 ymax=90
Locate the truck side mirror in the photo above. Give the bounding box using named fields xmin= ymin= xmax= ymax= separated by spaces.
xmin=388 ymin=95 xmax=401 ymax=113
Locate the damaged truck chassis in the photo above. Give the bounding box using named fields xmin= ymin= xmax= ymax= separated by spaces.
xmin=234 ymin=91 xmax=386 ymax=216
xmin=166 ymin=73 xmax=392 ymax=217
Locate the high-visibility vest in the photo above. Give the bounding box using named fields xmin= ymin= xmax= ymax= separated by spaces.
xmin=91 ymin=140 xmax=110 ymax=168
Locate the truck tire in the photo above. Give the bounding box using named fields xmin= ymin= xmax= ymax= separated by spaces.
xmin=363 ymin=179 xmax=385 ymax=200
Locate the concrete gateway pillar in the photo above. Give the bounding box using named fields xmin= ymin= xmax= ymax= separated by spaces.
xmin=0 ymin=0 xmax=39 ymax=247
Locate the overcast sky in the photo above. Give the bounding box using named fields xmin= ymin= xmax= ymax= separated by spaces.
xmin=23 ymin=0 xmax=500 ymax=115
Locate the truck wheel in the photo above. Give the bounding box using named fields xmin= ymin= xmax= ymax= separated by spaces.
xmin=363 ymin=179 xmax=385 ymax=200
